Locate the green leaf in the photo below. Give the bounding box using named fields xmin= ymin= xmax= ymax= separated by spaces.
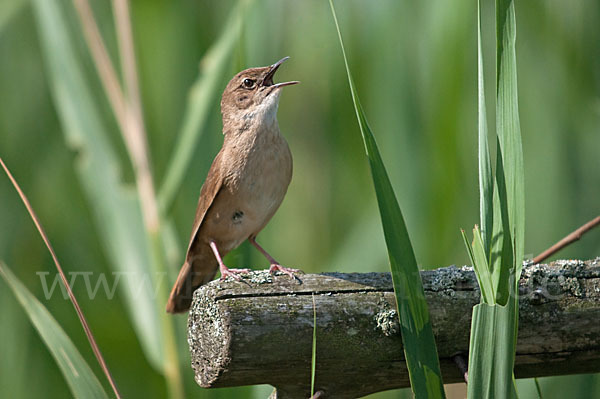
xmin=0 ymin=262 xmax=109 ymax=399
xmin=477 ymin=0 xmax=493 ymax=254
xmin=311 ymin=294 xmax=317 ymax=397
xmin=466 ymin=1 xmax=524 ymax=397
xmin=467 ymin=302 xmax=518 ymax=399
xmin=158 ymin=0 xmax=252 ymax=213
xmin=496 ymin=0 xmax=525 ymax=280
xmin=329 ymin=1 xmax=445 ymax=397
xmin=30 ymin=0 xmax=163 ymax=370
xmin=491 ymin=152 xmax=513 ymax=305
xmin=468 ymin=226 xmax=495 ymax=304
xmin=0 ymin=0 xmax=27 ymax=34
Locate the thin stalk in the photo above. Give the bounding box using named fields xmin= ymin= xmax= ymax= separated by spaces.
xmin=111 ymin=0 xmax=160 ymax=232
xmin=71 ymin=1 xmax=183 ymax=396
xmin=72 ymin=0 xmax=160 ymax=233
xmin=71 ymin=0 xmax=127 ymax=132
xmin=311 ymin=293 xmax=317 ymax=396
xmin=533 ymin=216 xmax=600 ymax=264
xmin=534 ymin=378 xmax=543 ymax=398
xmin=149 ymin=230 xmax=184 ymax=399
xmin=112 ymin=0 xmax=144 ymax=134
xmin=0 ymin=157 xmax=122 ymax=399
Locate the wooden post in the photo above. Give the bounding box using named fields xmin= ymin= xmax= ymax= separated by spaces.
xmin=187 ymin=259 xmax=600 ymax=398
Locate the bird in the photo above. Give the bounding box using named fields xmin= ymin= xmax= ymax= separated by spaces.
xmin=166 ymin=57 xmax=300 ymax=313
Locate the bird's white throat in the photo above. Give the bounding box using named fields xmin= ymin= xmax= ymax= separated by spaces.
xmin=247 ymin=90 xmax=281 ymax=127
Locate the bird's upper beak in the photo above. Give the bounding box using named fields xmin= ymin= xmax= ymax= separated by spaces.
xmin=262 ymin=56 xmax=300 ymax=89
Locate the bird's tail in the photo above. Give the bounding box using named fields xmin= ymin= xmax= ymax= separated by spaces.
xmin=166 ymin=255 xmax=217 ymax=313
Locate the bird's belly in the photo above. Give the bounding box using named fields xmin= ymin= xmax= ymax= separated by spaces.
xmin=203 ymin=186 xmax=284 ymax=253
xmin=202 ymin=148 xmax=291 ymax=253
xmin=234 ymin=163 xmax=290 ymax=231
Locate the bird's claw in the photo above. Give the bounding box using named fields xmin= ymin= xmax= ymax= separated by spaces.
xmin=269 ymin=264 xmax=301 ymax=279
xmin=219 ymin=267 xmax=251 ymax=281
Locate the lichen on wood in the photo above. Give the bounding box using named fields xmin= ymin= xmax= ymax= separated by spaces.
xmin=187 ymin=258 xmax=600 ymax=398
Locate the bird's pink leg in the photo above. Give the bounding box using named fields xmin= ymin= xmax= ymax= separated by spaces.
xmin=248 ymin=237 xmax=301 ymax=278
xmin=209 ymin=240 xmax=250 ymax=280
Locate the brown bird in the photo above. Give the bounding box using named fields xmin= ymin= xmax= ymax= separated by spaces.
xmin=166 ymin=57 xmax=300 ymax=313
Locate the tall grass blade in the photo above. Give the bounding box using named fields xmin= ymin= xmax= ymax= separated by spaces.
xmin=30 ymin=0 xmax=163 ymax=370
xmin=0 ymin=262 xmax=109 ymax=399
xmin=467 ymin=303 xmax=518 ymax=399
xmin=0 ymin=287 xmax=29 ymax=398
xmin=0 ymin=0 xmax=27 ymax=33
xmin=329 ymin=1 xmax=445 ymax=397
xmin=534 ymin=378 xmax=543 ymax=398
xmin=491 ymin=153 xmax=513 ymax=304
xmin=0 ymin=157 xmax=121 ymax=397
xmin=311 ymin=293 xmax=317 ymax=397
xmin=70 ymin=1 xmax=184 ymax=395
xmin=477 ymin=0 xmax=493 ymax=254
xmin=466 ymin=1 xmax=523 ymax=397
xmin=462 ymin=227 xmax=494 ymax=304
xmin=158 ymin=0 xmax=252 ymax=213
xmin=496 ymin=0 xmax=525 ymax=277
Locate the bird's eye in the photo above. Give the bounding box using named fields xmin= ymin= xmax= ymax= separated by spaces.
xmin=242 ymin=78 xmax=255 ymax=89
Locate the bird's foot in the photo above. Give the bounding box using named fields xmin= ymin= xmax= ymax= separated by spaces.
xmin=219 ymin=266 xmax=251 ymax=281
xmin=269 ymin=263 xmax=302 ymax=279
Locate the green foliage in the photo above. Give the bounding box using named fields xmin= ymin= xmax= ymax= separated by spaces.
xmin=467 ymin=303 xmax=519 ymax=398
xmin=0 ymin=0 xmax=27 ymax=32
xmin=463 ymin=1 xmax=524 ymax=397
xmin=329 ymin=1 xmax=445 ymax=397
xmin=1 ymin=0 xmax=599 ymax=398
xmin=311 ymin=293 xmax=317 ymax=397
xmin=30 ymin=0 xmax=164 ymax=371
xmin=0 ymin=262 xmax=109 ymax=399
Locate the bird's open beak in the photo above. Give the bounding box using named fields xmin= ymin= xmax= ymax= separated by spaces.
xmin=262 ymin=56 xmax=300 ymax=89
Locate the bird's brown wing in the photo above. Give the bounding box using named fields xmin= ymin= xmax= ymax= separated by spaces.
xmin=185 ymin=149 xmax=225 ymax=255
xmin=166 ymin=150 xmax=225 ymax=313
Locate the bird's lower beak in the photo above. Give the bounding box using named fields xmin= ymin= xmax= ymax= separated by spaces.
xmin=262 ymin=56 xmax=300 ymax=88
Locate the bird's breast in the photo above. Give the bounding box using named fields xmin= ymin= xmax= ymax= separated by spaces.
xmin=211 ymin=129 xmax=292 ymax=247
xmin=235 ymin=134 xmax=292 ymax=216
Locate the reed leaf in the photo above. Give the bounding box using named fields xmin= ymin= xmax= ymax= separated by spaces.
xmin=0 ymin=0 xmax=27 ymax=33
xmin=467 ymin=302 xmax=518 ymax=398
xmin=0 ymin=262 xmax=109 ymax=399
xmin=329 ymin=1 xmax=445 ymax=397
xmin=496 ymin=0 xmax=525 ymax=278
xmin=462 ymin=227 xmax=494 ymax=305
xmin=30 ymin=0 xmax=163 ymax=370
xmin=477 ymin=0 xmax=493 ymax=254
xmin=311 ymin=293 xmax=317 ymax=396
xmin=465 ymin=1 xmax=524 ymax=397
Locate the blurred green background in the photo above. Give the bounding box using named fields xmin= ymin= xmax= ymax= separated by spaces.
xmin=1 ymin=0 xmax=599 ymax=398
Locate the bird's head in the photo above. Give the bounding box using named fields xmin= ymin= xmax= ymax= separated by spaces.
xmin=221 ymin=57 xmax=299 ymax=130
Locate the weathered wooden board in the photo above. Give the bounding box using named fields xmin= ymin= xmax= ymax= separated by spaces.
xmin=187 ymin=259 xmax=600 ymax=398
